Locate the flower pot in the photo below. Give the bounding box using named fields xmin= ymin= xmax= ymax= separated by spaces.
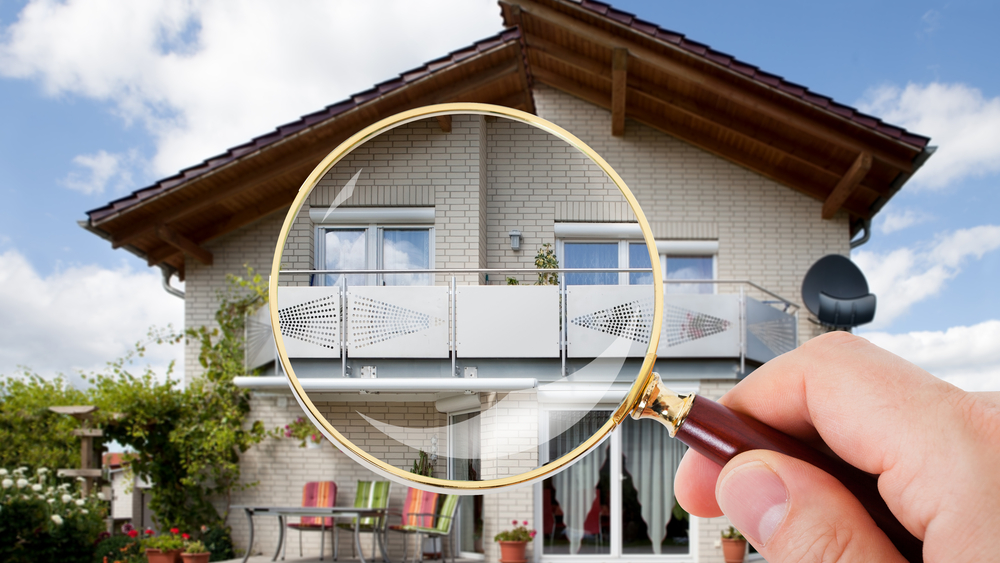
xmin=145 ymin=548 xmax=183 ymax=563
xmin=306 ymin=439 xmax=322 ymax=449
xmin=498 ymin=540 xmax=528 ymax=563
xmin=181 ymin=552 xmax=211 ymax=563
xmin=722 ymin=538 xmax=747 ymax=563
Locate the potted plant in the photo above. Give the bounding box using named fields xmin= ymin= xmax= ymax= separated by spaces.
xmin=721 ymin=525 xmax=747 ymax=563
xmin=285 ymin=417 xmax=323 ymax=448
xmin=494 ymin=519 xmax=536 ymax=563
xmin=143 ymin=528 xmax=185 ymax=563
xmin=181 ymin=539 xmax=211 ymax=563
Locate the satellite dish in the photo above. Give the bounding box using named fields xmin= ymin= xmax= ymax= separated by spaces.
xmin=801 ymin=254 xmax=876 ymax=329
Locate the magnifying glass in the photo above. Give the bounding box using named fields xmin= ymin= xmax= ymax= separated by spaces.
xmin=269 ymin=103 xmax=920 ymax=561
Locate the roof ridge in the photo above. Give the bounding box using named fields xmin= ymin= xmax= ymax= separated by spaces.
xmin=574 ymin=0 xmax=929 ymax=149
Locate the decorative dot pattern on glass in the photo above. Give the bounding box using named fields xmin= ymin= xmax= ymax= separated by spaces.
xmin=350 ymin=295 xmax=445 ymax=348
xmin=278 ymin=295 xmax=340 ymax=349
xmin=748 ymin=317 xmax=797 ymax=356
xmin=570 ymin=298 xmax=655 ymax=344
xmin=663 ymin=304 xmax=731 ymax=346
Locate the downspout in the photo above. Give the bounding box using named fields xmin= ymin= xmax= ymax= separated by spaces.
xmin=853 ymin=146 xmax=936 ymax=249
xmin=161 ymin=266 xmax=185 ymax=299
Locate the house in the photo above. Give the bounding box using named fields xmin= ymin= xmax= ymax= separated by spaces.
xmin=102 ymin=453 xmax=154 ymax=532
xmin=82 ymin=1 xmax=930 ymax=562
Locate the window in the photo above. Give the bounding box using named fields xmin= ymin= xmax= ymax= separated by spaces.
xmin=555 ymin=224 xmax=717 ymax=292
xmin=318 ymin=226 xmax=432 ymax=286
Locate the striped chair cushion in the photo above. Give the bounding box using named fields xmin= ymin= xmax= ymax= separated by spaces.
xmin=294 ymin=481 xmax=337 ymax=528
xmin=389 ymin=487 xmax=438 ymax=531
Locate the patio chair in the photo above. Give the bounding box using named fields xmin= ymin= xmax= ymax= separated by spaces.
xmin=388 ymin=494 xmax=459 ymax=563
xmin=334 ymin=480 xmax=392 ymax=561
xmin=285 ymin=481 xmax=338 ymax=560
xmin=387 ymin=487 xmax=439 ymax=563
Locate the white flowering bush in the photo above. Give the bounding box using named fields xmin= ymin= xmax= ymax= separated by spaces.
xmin=0 ymin=466 xmax=106 ymax=563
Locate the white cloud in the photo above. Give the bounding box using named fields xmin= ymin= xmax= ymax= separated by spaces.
xmin=877 ymin=207 xmax=932 ymax=235
xmin=0 ymin=249 xmax=183 ymax=386
xmin=0 ymin=0 xmax=500 ymax=178
xmin=857 ymin=82 xmax=1000 ymax=189
xmin=62 ymin=149 xmax=133 ymax=195
xmin=860 ymin=321 xmax=1000 ymax=392
xmin=853 ymin=225 xmax=1000 ymax=328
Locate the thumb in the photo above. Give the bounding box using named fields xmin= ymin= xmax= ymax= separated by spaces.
xmin=717 ymin=451 xmax=909 ymax=563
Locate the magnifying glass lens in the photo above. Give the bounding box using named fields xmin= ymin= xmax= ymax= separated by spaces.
xmin=270 ymin=106 xmax=659 ymax=492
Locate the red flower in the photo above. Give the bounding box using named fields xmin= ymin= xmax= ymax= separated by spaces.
xmin=170 ymin=527 xmax=180 ymax=535
xmin=529 ymin=531 xmax=537 ymax=538
xmin=182 ymin=533 xmax=190 ymax=540
xmin=127 ymin=530 xmax=139 ymax=538
xmin=511 ymin=519 xmax=517 ymax=526
xmin=145 ymin=529 xmax=154 ymax=535
xmin=522 ymin=520 xmax=528 ymax=526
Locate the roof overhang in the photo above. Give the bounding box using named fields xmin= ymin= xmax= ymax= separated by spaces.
xmin=83 ymin=0 xmax=931 ymax=278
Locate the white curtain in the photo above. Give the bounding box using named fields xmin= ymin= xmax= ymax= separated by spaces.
xmin=622 ymin=419 xmax=685 ymax=554
xmin=549 ymin=411 xmax=609 ymax=555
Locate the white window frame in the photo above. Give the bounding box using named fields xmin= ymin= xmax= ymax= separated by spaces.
xmin=554 ymin=223 xmax=717 ymax=290
xmin=313 ymin=207 xmax=435 ymax=286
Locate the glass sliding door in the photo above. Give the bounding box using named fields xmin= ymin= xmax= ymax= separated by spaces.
xmin=539 ymin=413 xmax=691 ymax=559
xmin=450 ymin=411 xmax=484 ymax=558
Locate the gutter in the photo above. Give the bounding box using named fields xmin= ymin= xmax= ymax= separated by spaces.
xmin=853 ymin=146 xmax=937 ymax=249
xmin=77 ymin=220 xmax=185 ymax=299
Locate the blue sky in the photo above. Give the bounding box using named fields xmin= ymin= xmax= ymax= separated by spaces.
xmin=1 ymin=0 xmax=998 ymax=390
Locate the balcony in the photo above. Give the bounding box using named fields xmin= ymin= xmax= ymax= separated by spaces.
xmin=240 ymin=269 xmax=798 ymax=393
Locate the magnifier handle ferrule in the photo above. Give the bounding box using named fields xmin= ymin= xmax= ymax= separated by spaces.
xmin=633 ymin=376 xmax=922 ymax=563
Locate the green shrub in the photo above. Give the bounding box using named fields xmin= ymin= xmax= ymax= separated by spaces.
xmin=0 ymin=467 xmax=105 ymax=563
xmin=92 ymin=534 xmax=140 ymax=563
xmin=200 ymin=525 xmax=235 ymax=562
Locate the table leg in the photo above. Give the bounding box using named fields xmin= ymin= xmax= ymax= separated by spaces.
xmin=354 ymin=520 xmax=366 ymax=563
xmin=242 ymin=508 xmax=254 ymax=563
xmin=272 ymin=515 xmax=284 ymax=561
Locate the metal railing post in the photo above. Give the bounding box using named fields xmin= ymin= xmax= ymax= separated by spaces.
xmin=451 ymin=276 xmax=457 ymax=378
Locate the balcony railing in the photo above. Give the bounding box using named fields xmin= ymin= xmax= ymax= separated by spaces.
xmin=245 ymin=268 xmax=798 ymax=380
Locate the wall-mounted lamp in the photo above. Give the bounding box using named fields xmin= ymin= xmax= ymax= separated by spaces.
xmin=509 ymin=229 xmax=522 ymax=251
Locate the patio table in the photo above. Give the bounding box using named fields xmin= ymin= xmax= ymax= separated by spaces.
xmin=235 ymin=505 xmax=390 ymax=563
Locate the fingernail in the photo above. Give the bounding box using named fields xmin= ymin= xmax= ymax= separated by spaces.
xmin=718 ymin=461 xmax=788 ymax=545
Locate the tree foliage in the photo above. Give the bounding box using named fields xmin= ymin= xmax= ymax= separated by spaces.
xmin=88 ymin=268 xmax=274 ymax=530
xmin=0 ymin=267 xmax=276 ymax=535
xmin=0 ymin=374 xmax=89 ymax=471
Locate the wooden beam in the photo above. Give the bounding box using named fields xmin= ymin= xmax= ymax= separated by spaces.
xmin=822 ymin=152 xmax=873 ymax=219
xmin=436 ymin=115 xmax=452 ymax=133
xmin=611 ymin=47 xmax=628 ymax=136
xmin=510 ymin=0 xmax=916 ymax=173
xmin=532 ymin=67 xmax=873 ymax=217
xmin=155 ymin=225 xmax=213 ymax=266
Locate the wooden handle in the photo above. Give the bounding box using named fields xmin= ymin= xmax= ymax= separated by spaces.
xmin=676 ymin=396 xmax=923 ymax=563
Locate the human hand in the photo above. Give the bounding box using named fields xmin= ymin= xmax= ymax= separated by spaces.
xmin=674 ymin=331 xmax=1000 ymax=562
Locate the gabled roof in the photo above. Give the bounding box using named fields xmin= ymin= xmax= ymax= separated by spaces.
xmin=84 ymin=0 xmax=930 ymax=280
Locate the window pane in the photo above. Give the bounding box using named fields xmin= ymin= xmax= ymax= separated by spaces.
xmin=620 ymin=418 xmax=689 ymax=555
xmin=382 ymin=229 xmax=431 ymax=285
xmin=564 ymin=242 xmax=618 ymax=285
xmin=628 ymin=242 xmax=653 ymax=285
xmin=666 ymin=256 xmax=713 ymax=294
xmin=543 ymin=411 xmax=611 ymax=556
xmin=323 ymin=229 xmax=366 ymax=286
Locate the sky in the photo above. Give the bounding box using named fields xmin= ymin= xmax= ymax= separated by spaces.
xmin=0 ymin=0 xmax=998 ymax=392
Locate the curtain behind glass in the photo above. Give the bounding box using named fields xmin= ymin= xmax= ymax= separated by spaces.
xmin=324 ymin=229 xmax=366 ymax=286
xmin=621 ymin=418 xmax=685 ymax=554
xmin=564 ymin=243 xmax=618 ymax=285
xmin=549 ymin=411 xmax=610 ymax=555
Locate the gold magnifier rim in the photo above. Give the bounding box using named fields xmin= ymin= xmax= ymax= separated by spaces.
xmin=269 ymin=102 xmax=663 ymax=492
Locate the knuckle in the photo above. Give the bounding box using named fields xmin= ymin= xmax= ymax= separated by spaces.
xmin=776 ymin=520 xmax=860 ymax=563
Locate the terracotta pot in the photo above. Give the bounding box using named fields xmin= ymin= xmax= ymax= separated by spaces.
xmin=145 ymin=548 xmax=183 ymax=563
xmin=181 ymin=553 xmax=211 ymax=563
xmin=498 ymin=540 xmax=528 ymax=563
xmin=722 ymin=538 xmax=747 ymax=563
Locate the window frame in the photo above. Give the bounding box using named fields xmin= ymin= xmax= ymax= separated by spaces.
xmin=315 ymin=222 xmax=435 ymax=286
